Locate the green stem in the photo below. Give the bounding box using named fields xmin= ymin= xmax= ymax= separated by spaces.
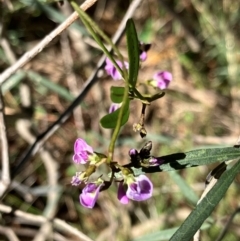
xmin=70 ymin=1 xmax=124 ymax=78
xmin=107 ymin=72 xmax=129 ymax=163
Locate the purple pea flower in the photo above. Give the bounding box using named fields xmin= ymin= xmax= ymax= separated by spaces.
xmin=126 ymin=175 xmax=153 ymax=201
xmin=105 ymin=58 xmax=129 ymax=81
xmin=117 ymin=175 xmax=153 ymax=204
xmin=73 ymin=138 xmax=93 ymax=164
xmin=152 ymin=71 xmax=172 ymax=90
xmin=109 ymin=103 xmax=121 ymax=113
xmin=80 ymin=181 xmax=103 ymax=209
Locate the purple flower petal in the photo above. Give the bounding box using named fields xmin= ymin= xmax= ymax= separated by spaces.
xmin=71 ymin=172 xmax=82 ymax=186
xmin=129 ymin=149 xmax=138 ymax=157
xmin=109 ymin=103 xmax=121 ymax=113
xmin=79 ymin=182 xmax=103 ymax=209
xmin=153 ymin=71 xmax=172 ymax=90
xmin=140 ymin=51 xmax=147 ymax=61
xmin=126 ymin=175 xmax=153 ymax=201
xmin=104 ymin=58 xmax=129 ymax=81
xmin=117 ymin=181 xmax=129 ymax=204
xmin=149 ymin=157 xmax=164 ymax=166
xmin=105 ymin=58 xmax=114 ymax=75
xmin=73 ymin=138 xmax=93 ymax=164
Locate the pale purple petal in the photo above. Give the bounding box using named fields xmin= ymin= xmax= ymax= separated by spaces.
xmin=140 ymin=51 xmax=147 ymax=61
xmin=79 ymin=183 xmax=102 ymax=209
xmin=111 ymin=65 xmax=122 ymax=80
xmin=109 ymin=103 xmax=121 ymax=113
xmin=104 ymin=58 xmax=129 ymax=81
xmin=117 ymin=182 xmax=129 ymax=204
xmin=71 ymin=172 xmax=82 ymax=186
xmin=126 ymin=175 xmax=153 ymax=201
xmin=74 ymin=138 xmax=93 ymax=154
xmin=153 ymin=71 xmax=172 ymax=90
xmin=105 ymin=58 xmax=114 ymax=75
xmin=149 ymin=157 xmax=164 ymax=166
xmin=73 ymin=138 xmax=93 ymax=164
xmin=129 ymin=149 xmax=138 ymax=157
xmin=73 ymin=153 xmax=88 ymax=164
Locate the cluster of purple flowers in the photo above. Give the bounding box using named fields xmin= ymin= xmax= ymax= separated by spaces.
xmin=105 ymin=43 xmax=172 ymax=113
xmin=71 ymin=138 xmax=155 ymax=208
xmin=105 ymin=57 xmax=172 ymax=89
xmin=71 ymin=43 xmax=171 ymax=208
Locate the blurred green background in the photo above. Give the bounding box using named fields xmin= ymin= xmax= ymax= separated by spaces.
xmin=1 ymin=0 xmax=240 ymax=240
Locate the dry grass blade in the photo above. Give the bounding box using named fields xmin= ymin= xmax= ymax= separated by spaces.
xmin=0 ymin=89 xmax=10 ymax=197
xmin=0 ymin=0 xmax=98 ymax=85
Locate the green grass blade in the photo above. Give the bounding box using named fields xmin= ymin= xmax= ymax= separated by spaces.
xmin=132 ymin=227 xmax=179 ymax=241
xmin=2 ymin=71 xmax=26 ymax=94
xmin=168 ymin=171 xmax=199 ymax=205
xmin=170 ymin=159 xmax=240 ymax=241
xmin=27 ymin=71 xmax=75 ymax=101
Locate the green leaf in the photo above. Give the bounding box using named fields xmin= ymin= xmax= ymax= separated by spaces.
xmin=100 ymin=99 xmax=129 ymax=128
xmin=126 ymin=19 xmax=140 ymax=88
xmin=132 ymin=227 xmax=179 ymax=241
xmin=110 ymin=86 xmax=125 ymax=103
xmin=168 ymin=171 xmax=199 ymax=205
xmin=2 ymin=71 xmax=26 ymax=94
xmin=111 ymin=147 xmax=240 ymax=179
xmin=136 ymin=146 xmax=240 ymax=174
xmin=170 ymin=159 xmax=240 ymax=241
xmin=132 ymin=221 xmax=212 ymax=241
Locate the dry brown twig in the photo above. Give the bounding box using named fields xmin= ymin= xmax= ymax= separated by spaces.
xmin=0 ymin=89 xmax=10 ymax=197
xmin=60 ymin=30 xmax=85 ymax=134
xmin=0 ymin=0 xmax=97 ymax=85
xmin=1 ymin=17 xmax=60 ymax=241
xmin=16 ymin=77 xmax=60 ymax=241
xmin=16 ymin=117 xmax=61 ymax=241
xmin=0 ymin=225 xmax=20 ymax=241
xmin=0 ymin=203 xmax=94 ymax=241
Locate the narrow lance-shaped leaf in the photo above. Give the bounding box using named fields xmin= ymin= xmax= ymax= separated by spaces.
xmin=170 ymin=159 xmax=240 ymax=241
xmin=132 ymin=227 xmax=179 ymax=241
xmin=126 ymin=19 xmax=140 ymax=88
xmin=136 ymin=147 xmax=240 ymax=174
xmin=111 ymin=147 xmax=240 ymax=179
